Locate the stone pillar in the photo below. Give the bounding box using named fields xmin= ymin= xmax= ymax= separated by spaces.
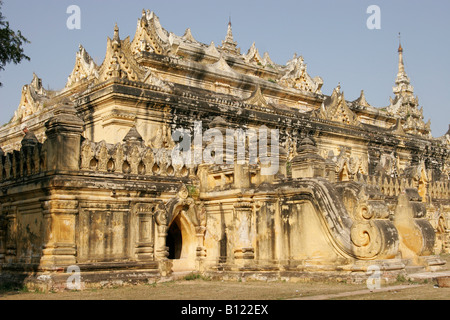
xmin=40 ymin=199 xmax=78 ymax=268
xmin=0 ymin=214 xmax=5 ymax=265
xmin=275 ymin=147 xmax=288 ymax=179
xmin=233 ymin=131 xmax=251 ymax=189
xmin=154 ymin=208 xmax=169 ymax=260
xmin=37 ymin=103 xmax=84 ymax=269
xmin=368 ymin=146 xmax=381 ymax=176
xmin=21 ymin=128 xmax=39 ymax=176
xmin=258 ymin=126 xmax=279 ymax=184
xmin=234 ymin=163 xmax=251 ymax=189
xmin=4 ymin=204 xmax=17 ymax=264
xmin=154 ymin=207 xmax=172 ymax=276
xmin=233 ymin=201 xmax=254 ymax=262
xmin=134 ymin=203 xmax=155 ymax=261
xmin=44 ymin=103 xmax=84 ymax=172
xmin=194 ymin=202 xmax=207 ymax=262
xmin=195 ymin=226 xmax=207 ymax=259
xmin=197 ymin=164 xmax=210 ymax=193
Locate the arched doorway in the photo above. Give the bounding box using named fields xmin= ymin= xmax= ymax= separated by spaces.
xmin=167 ymin=218 xmax=182 ymax=259
xmin=166 ymin=211 xmax=197 ymax=272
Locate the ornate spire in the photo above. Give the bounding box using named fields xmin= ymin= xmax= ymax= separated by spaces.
xmin=219 ymin=19 xmax=240 ymax=55
xmin=397 ymin=33 xmax=405 ymax=74
xmin=387 ymin=37 xmax=431 ymax=137
xmin=393 ymin=33 xmax=413 ymax=97
xmin=225 ymin=20 xmax=233 ymax=41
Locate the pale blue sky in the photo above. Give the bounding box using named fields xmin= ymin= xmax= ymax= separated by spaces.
xmin=0 ymin=0 xmax=449 ymax=136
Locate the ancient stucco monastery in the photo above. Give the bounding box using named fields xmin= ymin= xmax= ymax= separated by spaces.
xmin=0 ymin=10 xmax=449 ymax=289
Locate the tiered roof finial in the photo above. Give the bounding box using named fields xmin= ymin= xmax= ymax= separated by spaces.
xmin=355 ymin=90 xmax=371 ymax=107
xmin=219 ymin=18 xmax=240 ymax=55
xmin=111 ymin=23 xmax=122 ymax=51
xmin=113 ymin=23 xmax=120 ymax=41
xmin=397 ymin=32 xmax=405 ymax=75
xmin=393 ymin=33 xmax=413 ymax=97
xmin=388 ymin=36 xmax=431 ymax=137
xmin=225 ymin=20 xmax=234 ymax=42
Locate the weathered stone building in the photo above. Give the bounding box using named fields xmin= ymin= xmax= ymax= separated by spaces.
xmin=0 ymin=10 xmax=449 ymax=289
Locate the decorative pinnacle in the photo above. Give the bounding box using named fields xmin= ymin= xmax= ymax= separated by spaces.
xmin=226 ymin=19 xmax=233 ymax=41
xmin=398 ymin=32 xmax=403 ymax=52
xmin=113 ymin=23 xmax=120 ymax=41
xmin=220 ymin=16 xmax=239 ymax=54
xmin=393 ymin=33 xmax=414 ymax=96
xmin=397 ymin=34 xmax=407 ymax=80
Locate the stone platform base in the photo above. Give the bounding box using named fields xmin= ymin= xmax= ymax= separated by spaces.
xmin=1 ymin=256 xmax=445 ymax=292
xmin=204 ymin=256 xmax=447 ymax=284
xmin=0 ymin=260 xmax=172 ymax=292
xmin=204 ymin=269 xmax=405 ymax=285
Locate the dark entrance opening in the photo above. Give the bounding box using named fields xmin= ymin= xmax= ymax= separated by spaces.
xmin=166 ymin=220 xmax=182 ymax=259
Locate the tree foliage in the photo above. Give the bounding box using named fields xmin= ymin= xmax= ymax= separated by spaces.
xmin=0 ymin=1 xmax=30 ymax=86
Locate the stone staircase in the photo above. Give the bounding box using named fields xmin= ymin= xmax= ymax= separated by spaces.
xmin=406 ymin=270 xmax=450 ymax=284
xmin=405 ymin=255 xmax=450 ymax=284
xmin=405 ymin=265 xmax=426 ymax=274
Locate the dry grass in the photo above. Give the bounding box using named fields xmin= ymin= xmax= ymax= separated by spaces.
xmin=0 ymin=278 xmax=447 ymax=301
xmin=1 ymin=254 xmax=449 ymax=301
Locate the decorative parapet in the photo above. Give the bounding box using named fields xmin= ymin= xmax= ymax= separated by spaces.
xmin=80 ymin=126 xmax=190 ymax=178
xmin=355 ymin=173 xmax=449 ymax=201
xmin=0 ymin=103 xmax=85 ymax=182
xmin=428 ymin=180 xmax=450 ymax=200
xmin=0 ymin=133 xmax=47 ymax=181
xmin=356 ymin=170 xmax=450 ymax=201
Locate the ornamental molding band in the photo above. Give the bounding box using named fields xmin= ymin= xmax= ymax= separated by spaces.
xmin=0 ymin=10 xmax=448 ymax=289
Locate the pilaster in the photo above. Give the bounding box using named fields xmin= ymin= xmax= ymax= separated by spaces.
xmin=233 ymin=201 xmax=254 ymax=262
xmin=39 ymin=199 xmax=78 ymax=268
